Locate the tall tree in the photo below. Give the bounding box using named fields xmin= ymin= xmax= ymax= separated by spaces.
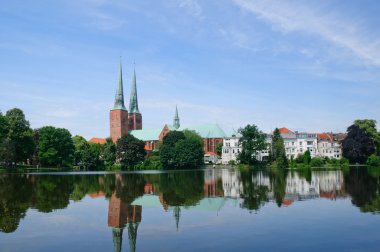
xmin=238 ymin=124 xmax=267 ymax=165
xmin=342 ymin=124 xmax=375 ymax=164
xmin=38 ymin=126 xmax=74 ymax=167
xmin=0 ymin=108 xmax=34 ymax=167
xmin=116 ymin=134 xmax=146 ymax=169
xmin=160 ymin=131 xmax=186 ymax=169
xmin=72 ymin=135 xmax=102 ymax=169
xmin=270 ymin=128 xmax=288 ymax=168
xmin=354 ymin=119 xmax=380 ymax=155
xmin=160 ymin=130 xmax=204 ymax=169
xmin=173 ymin=130 xmax=204 ymax=169
xmin=102 ymin=137 xmax=116 ymax=166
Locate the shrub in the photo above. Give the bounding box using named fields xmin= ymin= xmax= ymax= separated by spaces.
xmin=310 ymin=157 xmax=324 ymax=167
xmin=367 ymin=154 xmax=380 ymax=167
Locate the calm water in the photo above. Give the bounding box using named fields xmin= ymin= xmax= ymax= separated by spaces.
xmin=1 ymin=167 xmax=380 ymax=252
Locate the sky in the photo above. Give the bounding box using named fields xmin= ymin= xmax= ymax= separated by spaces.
xmin=1 ymin=0 xmax=380 ymax=139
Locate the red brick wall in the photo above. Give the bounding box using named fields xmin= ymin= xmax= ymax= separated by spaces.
xmin=128 ymin=113 xmax=142 ymax=130
xmin=110 ymin=109 xmax=129 ymax=143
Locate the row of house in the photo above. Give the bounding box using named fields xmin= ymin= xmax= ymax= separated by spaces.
xmin=222 ymin=127 xmax=346 ymax=165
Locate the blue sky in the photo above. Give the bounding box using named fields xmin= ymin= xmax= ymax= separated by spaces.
xmin=1 ymin=0 xmax=380 ymax=139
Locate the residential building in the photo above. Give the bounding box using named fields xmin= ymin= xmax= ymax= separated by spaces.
xmin=317 ymin=133 xmax=343 ymax=159
xmin=221 ymin=130 xmax=241 ymax=164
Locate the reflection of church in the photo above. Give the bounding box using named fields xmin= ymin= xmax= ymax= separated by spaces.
xmin=108 ymin=193 xmax=142 ymax=252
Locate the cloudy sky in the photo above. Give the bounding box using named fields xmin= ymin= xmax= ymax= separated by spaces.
xmin=1 ymin=0 xmax=380 ymax=139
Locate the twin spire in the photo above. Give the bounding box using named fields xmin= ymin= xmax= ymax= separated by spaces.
xmin=113 ymin=61 xmax=139 ymax=113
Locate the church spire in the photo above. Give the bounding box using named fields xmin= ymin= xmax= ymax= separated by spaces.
xmin=113 ymin=61 xmax=127 ymax=110
xmin=112 ymin=228 xmax=123 ymax=252
xmin=129 ymin=65 xmax=140 ymax=113
xmin=173 ymin=105 xmax=180 ymax=129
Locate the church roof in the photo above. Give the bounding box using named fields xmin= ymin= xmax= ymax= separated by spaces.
xmin=177 ymin=123 xmax=227 ymax=138
xmin=129 ymin=128 xmax=162 ymax=141
xmin=130 ymin=123 xmax=227 ymax=142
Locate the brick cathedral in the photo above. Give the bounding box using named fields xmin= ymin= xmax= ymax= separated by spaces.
xmin=109 ymin=63 xmax=142 ymax=143
xmin=90 ymin=62 xmax=226 ymax=154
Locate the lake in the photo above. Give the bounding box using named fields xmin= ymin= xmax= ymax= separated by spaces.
xmin=1 ymin=167 xmax=380 ymax=252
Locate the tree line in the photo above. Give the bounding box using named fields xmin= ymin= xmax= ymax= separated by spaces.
xmin=0 ymin=108 xmax=204 ymax=170
xmin=236 ymin=119 xmax=380 ymax=168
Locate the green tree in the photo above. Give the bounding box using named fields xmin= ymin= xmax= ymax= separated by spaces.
xmin=116 ymin=134 xmax=146 ymax=169
xmin=160 ymin=131 xmax=186 ymax=168
xmin=0 ymin=108 xmax=34 ymax=167
xmin=270 ymin=128 xmax=288 ymax=168
xmin=38 ymin=126 xmax=74 ymax=167
xmin=173 ymin=132 xmax=204 ymax=169
xmin=102 ymin=137 xmax=116 ymax=166
xmin=216 ymin=142 xmax=223 ymax=157
xmin=0 ymin=111 xmax=8 ymax=141
xmin=342 ymin=124 xmax=375 ymax=164
xmin=72 ymin=135 xmax=102 ymax=169
xmin=303 ymin=150 xmax=311 ymax=165
xmin=238 ymin=124 xmax=267 ymax=165
xmin=160 ymin=130 xmax=204 ymax=169
xmin=354 ymin=119 xmax=380 ymax=154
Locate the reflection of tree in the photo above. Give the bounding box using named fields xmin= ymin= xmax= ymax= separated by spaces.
xmin=34 ymin=175 xmax=74 ymax=212
xmin=159 ymin=171 xmax=204 ymax=207
xmin=269 ymin=168 xmax=288 ymax=207
xmin=240 ymin=170 xmax=269 ymax=211
xmin=115 ymin=174 xmax=146 ymax=204
xmin=0 ymin=174 xmax=33 ymax=233
xmin=345 ymin=167 xmax=380 ymax=213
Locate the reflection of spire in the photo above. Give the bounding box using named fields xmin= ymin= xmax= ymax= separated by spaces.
xmin=174 ymin=206 xmax=181 ymax=232
xmin=127 ymin=222 xmax=139 ymax=252
xmin=112 ymin=228 xmax=123 ymax=252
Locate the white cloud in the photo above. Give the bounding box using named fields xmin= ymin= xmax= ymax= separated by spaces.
xmin=232 ymin=0 xmax=380 ymax=67
xmin=177 ymin=0 xmax=203 ymax=19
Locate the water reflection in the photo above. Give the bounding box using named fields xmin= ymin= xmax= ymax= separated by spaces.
xmin=1 ymin=167 xmax=380 ymax=251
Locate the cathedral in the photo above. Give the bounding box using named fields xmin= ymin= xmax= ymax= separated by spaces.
xmin=90 ymin=62 xmax=226 ymax=154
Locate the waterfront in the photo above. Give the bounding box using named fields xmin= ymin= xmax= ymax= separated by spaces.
xmin=1 ymin=167 xmax=380 ymax=252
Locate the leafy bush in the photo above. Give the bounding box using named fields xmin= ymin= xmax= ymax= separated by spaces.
xmin=310 ymin=157 xmax=324 ymax=167
xmin=367 ymin=154 xmax=380 ymax=167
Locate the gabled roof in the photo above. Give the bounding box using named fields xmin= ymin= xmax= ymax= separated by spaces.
xmin=89 ymin=137 xmax=106 ymax=144
xmin=279 ymin=127 xmax=294 ymax=134
xmin=129 ymin=128 xmax=163 ymax=141
xmin=317 ymin=133 xmax=333 ymax=141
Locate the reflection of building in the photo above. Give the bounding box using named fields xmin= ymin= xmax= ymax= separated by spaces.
xmin=108 ymin=193 xmax=142 ymax=252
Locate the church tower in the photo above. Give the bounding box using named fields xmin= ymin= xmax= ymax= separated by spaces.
xmin=128 ymin=66 xmax=142 ymax=130
xmin=173 ymin=105 xmax=180 ymax=129
xmin=110 ymin=62 xmax=129 ymax=143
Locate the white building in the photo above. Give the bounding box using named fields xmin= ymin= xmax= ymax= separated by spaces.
xmin=221 ymin=130 xmax=242 ymax=165
xmin=317 ymin=133 xmax=343 ymax=159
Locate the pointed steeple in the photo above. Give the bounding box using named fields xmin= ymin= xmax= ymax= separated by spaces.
xmin=129 ymin=64 xmax=140 ymax=113
xmin=173 ymin=206 xmax=181 ymax=232
xmin=127 ymin=222 xmax=139 ymax=252
xmin=112 ymin=228 xmax=123 ymax=252
xmin=173 ymin=105 xmax=180 ymax=129
xmin=113 ymin=61 xmax=127 ymax=110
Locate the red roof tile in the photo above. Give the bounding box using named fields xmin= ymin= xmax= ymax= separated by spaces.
xmin=317 ymin=133 xmax=333 ymax=141
xmin=279 ymin=127 xmax=293 ymax=134
xmin=89 ymin=137 xmax=106 ymax=144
